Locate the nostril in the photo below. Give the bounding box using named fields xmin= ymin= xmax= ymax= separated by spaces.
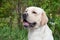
xmin=23 ymin=14 xmax=26 ymax=17
xmin=22 ymin=14 xmax=28 ymax=19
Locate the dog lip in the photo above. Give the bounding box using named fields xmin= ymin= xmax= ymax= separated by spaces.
xmin=29 ymin=22 xmax=36 ymax=27
xmin=23 ymin=19 xmax=29 ymax=23
xmin=23 ymin=19 xmax=27 ymax=22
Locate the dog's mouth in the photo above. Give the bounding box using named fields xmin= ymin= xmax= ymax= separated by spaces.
xmin=23 ymin=19 xmax=30 ymax=27
xmin=23 ymin=19 xmax=36 ymax=28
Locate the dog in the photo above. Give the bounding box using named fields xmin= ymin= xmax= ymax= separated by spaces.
xmin=22 ymin=7 xmax=54 ymax=40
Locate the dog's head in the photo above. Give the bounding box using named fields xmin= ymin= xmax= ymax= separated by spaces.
xmin=22 ymin=7 xmax=48 ymax=29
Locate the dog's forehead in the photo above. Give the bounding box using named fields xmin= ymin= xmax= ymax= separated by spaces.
xmin=25 ymin=7 xmax=43 ymax=14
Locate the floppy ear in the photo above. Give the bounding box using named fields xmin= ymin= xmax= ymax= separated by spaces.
xmin=40 ymin=11 xmax=48 ymax=26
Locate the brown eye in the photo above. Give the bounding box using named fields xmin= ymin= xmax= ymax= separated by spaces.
xmin=32 ymin=11 xmax=36 ymax=14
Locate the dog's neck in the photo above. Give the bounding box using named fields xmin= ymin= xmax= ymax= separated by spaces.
xmin=28 ymin=24 xmax=49 ymax=40
xmin=28 ymin=24 xmax=48 ymax=34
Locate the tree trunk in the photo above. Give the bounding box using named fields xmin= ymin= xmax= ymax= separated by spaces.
xmin=17 ymin=0 xmax=22 ymax=29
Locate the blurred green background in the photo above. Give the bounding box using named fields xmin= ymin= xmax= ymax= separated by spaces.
xmin=0 ymin=0 xmax=60 ymax=40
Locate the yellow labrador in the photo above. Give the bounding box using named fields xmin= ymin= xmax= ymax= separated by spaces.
xmin=22 ymin=7 xmax=54 ymax=40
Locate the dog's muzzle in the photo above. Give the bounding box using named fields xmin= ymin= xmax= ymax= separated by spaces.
xmin=22 ymin=14 xmax=36 ymax=28
xmin=22 ymin=14 xmax=28 ymax=20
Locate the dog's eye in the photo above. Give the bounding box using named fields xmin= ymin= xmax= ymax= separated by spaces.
xmin=32 ymin=11 xmax=36 ymax=14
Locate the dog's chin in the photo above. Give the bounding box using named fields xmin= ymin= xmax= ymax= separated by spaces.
xmin=23 ymin=19 xmax=36 ymax=28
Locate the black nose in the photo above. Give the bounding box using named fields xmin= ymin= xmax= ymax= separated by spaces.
xmin=22 ymin=14 xmax=28 ymax=19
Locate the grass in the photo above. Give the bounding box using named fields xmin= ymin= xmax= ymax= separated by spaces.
xmin=0 ymin=25 xmax=28 ymax=40
xmin=0 ymin=26 xmax=11 ymax=40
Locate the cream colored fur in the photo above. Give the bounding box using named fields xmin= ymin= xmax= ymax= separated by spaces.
xmin=24 ymin=7 xmax=54 ymax=40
